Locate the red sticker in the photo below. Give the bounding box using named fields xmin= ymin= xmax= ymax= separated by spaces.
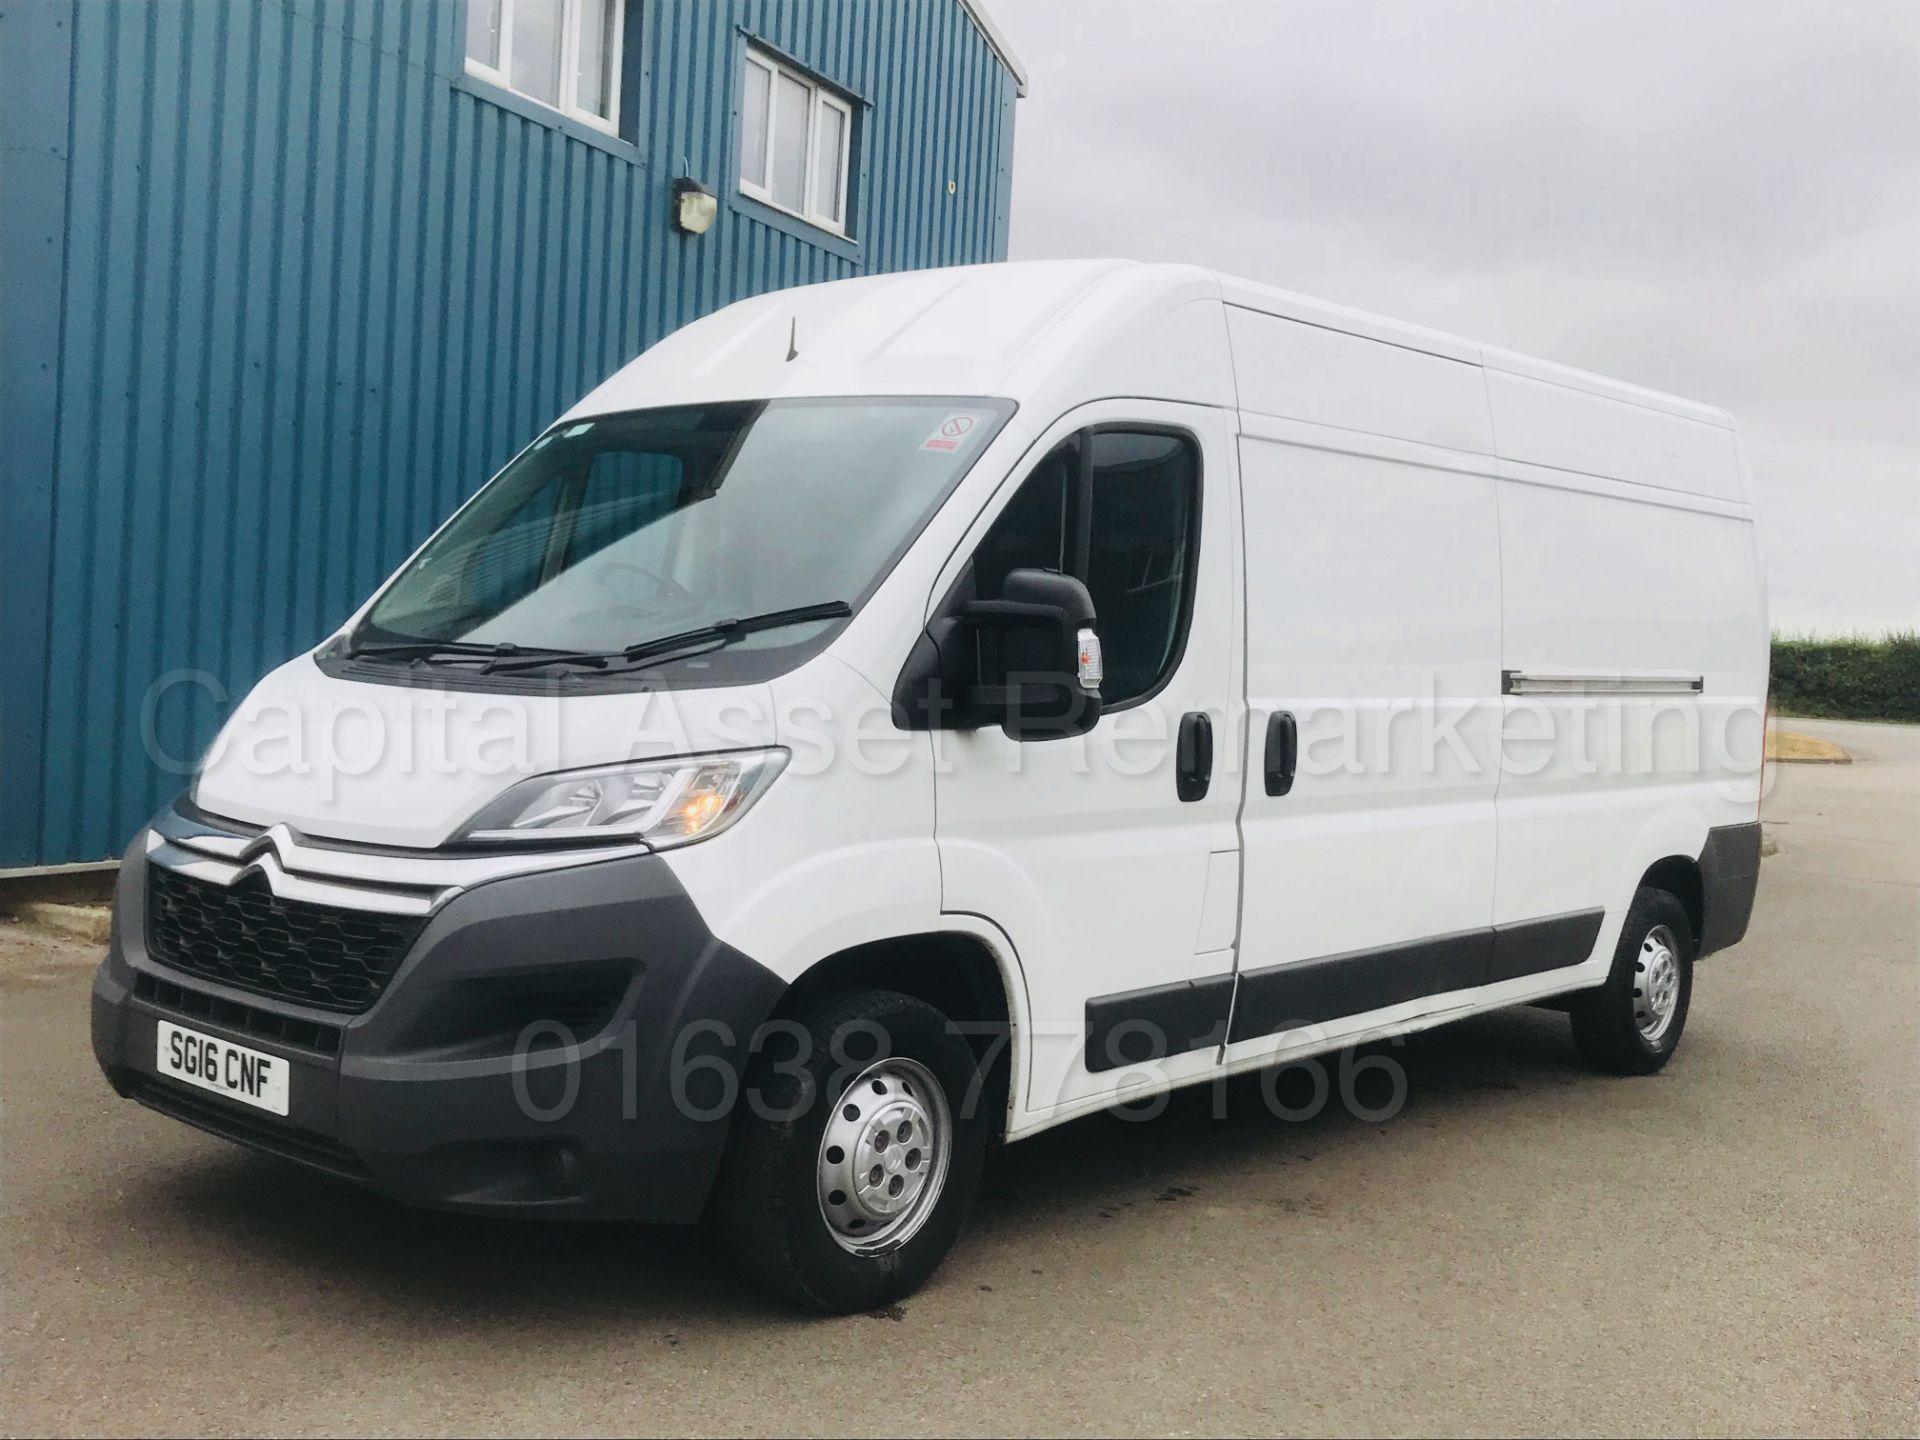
xmin=921 ymin=413 xmax=980 ymax=452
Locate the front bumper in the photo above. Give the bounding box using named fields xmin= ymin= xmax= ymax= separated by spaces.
xmin=92 ymin=814 xmax=786 ymax=1222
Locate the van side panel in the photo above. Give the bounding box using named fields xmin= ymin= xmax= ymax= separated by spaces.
xmin=1224 ymin=307 xmax=1492 ymax=453
xmin=1229 ymin=420 xmax=1502 ymax=1042
xmin=1490 ymin=441 xmax=1766 ymax=940
xmin=1497 ymin=472 xmax=1763 ymax=685
xmin=1485 ymin=367 xmax=1745 ymax=501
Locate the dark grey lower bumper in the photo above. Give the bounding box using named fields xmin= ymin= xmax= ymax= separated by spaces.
xmin=93 ymin=832 xmax=786 ymax=1222
xmin=1699 ymin=820 xmax=1763 ymax=956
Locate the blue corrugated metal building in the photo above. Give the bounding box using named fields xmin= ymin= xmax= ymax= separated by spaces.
xmin=1 ymin=0 xmax=1026 ymax=871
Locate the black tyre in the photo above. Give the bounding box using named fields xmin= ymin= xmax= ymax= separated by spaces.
xmin=1569 ymin=886 xmax=1695 ymax=1075
xmin=717 ymin=988 xmax=989 ymax=1314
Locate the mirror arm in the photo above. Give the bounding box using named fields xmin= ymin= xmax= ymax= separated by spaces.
xmin=890 ymin=616 xmax=982 ymax=731
xmin=958 ymin=598 xmax=1066 ymax=626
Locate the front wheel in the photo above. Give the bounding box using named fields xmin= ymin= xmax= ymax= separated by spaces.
xmin=717 ymin=988 xmax=989 ymax=1313
xmin=1569 ymin=886 xmax=1695 ymax=1075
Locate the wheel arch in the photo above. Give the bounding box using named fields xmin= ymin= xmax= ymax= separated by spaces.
xmin=774 ymin=921 xmax=1029 ymax=1136
xmin=1636 ymin=853 xmax=1705 ymax=955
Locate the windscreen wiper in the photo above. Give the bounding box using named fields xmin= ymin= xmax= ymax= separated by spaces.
xmin=345 ymin=638 xmax=583 ymax=665
xmin=479 ymin=600 xmax=853 ymax=675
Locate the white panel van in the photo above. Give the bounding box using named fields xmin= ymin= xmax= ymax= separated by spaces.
xmin=93 ymin=261 xmax=1767 ymax=1312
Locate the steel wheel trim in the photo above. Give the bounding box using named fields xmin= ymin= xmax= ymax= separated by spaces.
xmin=1633 ymin=924 xmax=1683 ymax=1043
xmin=815 ymin=1057 xmax=952 ymax=1256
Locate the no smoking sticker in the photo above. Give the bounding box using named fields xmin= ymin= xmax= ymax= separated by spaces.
xmin=921 ymin=413 xmax=983 ymax=452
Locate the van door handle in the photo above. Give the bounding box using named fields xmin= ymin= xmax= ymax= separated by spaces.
xmin=1264 ymin=711 xmax=1297 ymax=796
xmin=1176 ymin=712 xmax=1213 ymax=802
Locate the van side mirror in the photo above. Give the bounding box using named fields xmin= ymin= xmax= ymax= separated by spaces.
xmin=968 ymin=568 xmax=1104 ymax=739
xmin=892 ymin=568 xmax=1104 ymax=740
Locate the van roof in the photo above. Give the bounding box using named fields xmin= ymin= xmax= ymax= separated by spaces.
xmin=1214 ymin=269 xmax=1732 ymax=429
xmin=568 ymin=259 xmax=1733 ymax=433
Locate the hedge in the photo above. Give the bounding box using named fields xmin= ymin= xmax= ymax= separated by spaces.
xmin=1770 ymin=631 xmax=1920 ymax=724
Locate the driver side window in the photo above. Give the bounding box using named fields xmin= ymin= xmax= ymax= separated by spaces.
xmin=973 ymin=427 xmax=1200 ymax=708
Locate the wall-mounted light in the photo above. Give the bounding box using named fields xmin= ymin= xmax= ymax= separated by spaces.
xmin=673 ymin=177 xmax=718 ymax=235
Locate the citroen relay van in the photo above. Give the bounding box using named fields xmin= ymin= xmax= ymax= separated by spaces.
xmin=94 ymin=260 xmax=1766 ymax=1312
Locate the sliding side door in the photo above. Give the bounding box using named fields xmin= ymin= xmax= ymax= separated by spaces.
xmin=1218 ymin=306 xmax=1506 ymax=1062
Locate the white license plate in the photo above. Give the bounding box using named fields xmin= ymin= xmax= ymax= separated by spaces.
xmin=156 ymin=1020 xmax=291 ymax=1117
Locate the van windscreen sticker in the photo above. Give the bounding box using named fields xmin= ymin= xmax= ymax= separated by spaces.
xmin=921 ymin=413 xmax=985 ymax=452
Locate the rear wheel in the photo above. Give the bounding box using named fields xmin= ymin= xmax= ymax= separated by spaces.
xmin=1569 ymin=886 xmax=1695 ymax=1075
xmin=718 ymin=988 xmax=988 ymax=1313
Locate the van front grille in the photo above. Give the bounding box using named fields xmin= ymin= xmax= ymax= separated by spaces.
xmin=145 ymin=863 xmax=425 ymax=1013
xmin=133 ymin=971 xmax=344 ymax=1054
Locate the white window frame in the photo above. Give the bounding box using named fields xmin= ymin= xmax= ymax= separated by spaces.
xmin=465 ymin=0 xmax=625 ymax=137
xmin=738 ymin=46 xmax=854 ymax=238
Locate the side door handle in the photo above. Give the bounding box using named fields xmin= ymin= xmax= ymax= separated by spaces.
xmin=1264 ymin=711 xmax=1297 ymax=796
xmin=1176 ymin=711 xmax=1214 ymax=802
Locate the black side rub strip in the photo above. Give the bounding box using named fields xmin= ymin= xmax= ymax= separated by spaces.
xmin=1486 ymin=908 xmax=1606 ymax=984
xmin=1228 ymin=927 xmax=1491 ymax=1044
xmin=1084 ymin=973 xmax=1235 ymax=1074
xmin=1083 ymin=909 xmax=1608 ymax=1066
xmin=1229 ymin=908 xmax=1605 ymax=1044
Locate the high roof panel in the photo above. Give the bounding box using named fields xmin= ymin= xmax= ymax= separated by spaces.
xmin=574 ymin=259 xmax=1732 ymax=441
xmin=571 ymin=260 xmax=1137 ymax=412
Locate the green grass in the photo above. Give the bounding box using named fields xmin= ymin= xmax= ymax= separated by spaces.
xmin=1770 ymin=630 xmax=1920 ymax=724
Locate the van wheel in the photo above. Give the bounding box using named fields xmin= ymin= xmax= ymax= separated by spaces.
xmin=718 ymin=988 xmax=988 ymax=1314
xmin=1569 ymin=886 xmax=1695 ymax=1075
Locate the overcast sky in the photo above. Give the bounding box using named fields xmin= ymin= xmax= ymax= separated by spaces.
xmin=991 ymin=0 xmax=1918 ymax=634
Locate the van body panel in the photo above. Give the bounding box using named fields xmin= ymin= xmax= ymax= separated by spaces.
xmin=994 ymin=274 xmax=1237 ymax=415
xmin=929 ymin=398 xmax=1244 ymax=1111
xmin=564 ymin=261 xmax=1129 ymax=412
xmin=661 ymin=654 xmax=943 ymax=986
xmin=191 ymin=655 xmax=780 ymax=850
xmin=1494 ymin=468 xmax=1765 ymax=684
xmin=1192 ymin=849 xmax=1241 ymax=957
xmin=1485 ymin=367 xmax=1744 ymax=501
xmin=1481 ymin=344 xmax=1735 ymax=431
xmin=1490 ymin=466 xmax=1766 ymax=931
xmin=1227 ymin=424 xmax=1504 ymax=1054
xmin=561 ymin=261 xmax=1236 ymax=425
xmin=1213 ymin=273 xmax=1483 ymax=365
xmin=1499 ymin=786 xmax=1717 ymax=916
xmin=1225 ymin=307 xmax=1495 ymax=454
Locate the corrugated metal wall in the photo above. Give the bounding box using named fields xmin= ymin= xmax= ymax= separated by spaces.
xmin=1 ymin=0 xmax=1019 ymax=868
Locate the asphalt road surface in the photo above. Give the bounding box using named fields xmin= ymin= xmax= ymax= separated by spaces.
xmin=4 ymin=720 xmax=1915 ymax=1437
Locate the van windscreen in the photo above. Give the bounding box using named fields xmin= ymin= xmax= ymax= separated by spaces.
xmin=354 ymin=397 xmax=1012 ymax=677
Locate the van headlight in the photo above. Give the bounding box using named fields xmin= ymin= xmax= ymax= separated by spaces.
xmin=456 ymin=749 xmax=788 ymax=849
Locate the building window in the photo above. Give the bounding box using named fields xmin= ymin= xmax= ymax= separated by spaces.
xmin=738 ymin=46 xmax=854 ymax=235
xmin=465 ymin=0 xmax=623 ymax=135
